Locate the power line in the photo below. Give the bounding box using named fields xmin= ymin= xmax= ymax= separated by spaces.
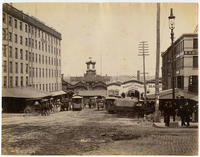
xmin=138 ymin=41 xmax=149 ymax=103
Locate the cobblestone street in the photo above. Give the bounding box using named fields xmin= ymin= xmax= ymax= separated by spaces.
xmin=2 ymin=109 xmax=198 ymax=155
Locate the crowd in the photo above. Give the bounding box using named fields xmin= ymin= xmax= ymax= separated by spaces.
xmin=163 ymin=100 xmax=194 ymax=127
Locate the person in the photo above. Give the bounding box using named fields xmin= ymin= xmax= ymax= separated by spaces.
xmin=163 ymin=102 xmax=170 ymax=127
xmin=169 ymin=101 xmax=176 ymax=122
xmin=177 ymin=104 xmax=185 ymax=126
xmin=184 ymin=101 xmax=191 ymax=127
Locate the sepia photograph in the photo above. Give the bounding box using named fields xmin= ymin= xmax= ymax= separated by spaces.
xmin=1 ymin=1 xmax=198 ymax=155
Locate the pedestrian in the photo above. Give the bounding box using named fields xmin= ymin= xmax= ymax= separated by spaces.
xmin=169 ymin=101 xmax=176 ymax=122
xmin=163 ymin=102 xmax=170 ymax=127
xmin=184 ymin=101 xmax=191 ymax=127
xmin=177 ymin=104 xmax=185 ymax=126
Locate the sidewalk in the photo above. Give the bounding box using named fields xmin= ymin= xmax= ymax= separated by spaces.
xmin=153 ymin=118 xmax=198 ymax=128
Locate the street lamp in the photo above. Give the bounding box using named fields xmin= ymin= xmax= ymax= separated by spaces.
xmin=168 ymin=8 xmax=175 ymax=101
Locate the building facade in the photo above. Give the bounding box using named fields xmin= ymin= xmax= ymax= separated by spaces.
xmin=2 ymin=3 xmax=62 ymax=92
xmin=162 ymin=34 xmax=198 ymax=94
xmin=107 ymin=79 xmax=162 ymax=99
xmin=62 ymin=58 xmax=110 ymax=96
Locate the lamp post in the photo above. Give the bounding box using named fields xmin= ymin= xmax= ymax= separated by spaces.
xmin=168 ymin=8 xmax=175 ymax=101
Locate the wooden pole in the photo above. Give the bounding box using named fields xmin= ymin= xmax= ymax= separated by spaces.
xmin=154 ymin=3 xmax=161 ymax=122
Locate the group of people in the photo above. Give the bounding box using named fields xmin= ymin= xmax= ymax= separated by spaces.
xmin=163 ymin=101 xmax=192 ymax=127
xmin=33 ymin=98 xmax=62 ymax=116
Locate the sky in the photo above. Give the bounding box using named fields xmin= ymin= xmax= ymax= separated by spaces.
xmin=12 ymin=2 xmax=198 ymax=77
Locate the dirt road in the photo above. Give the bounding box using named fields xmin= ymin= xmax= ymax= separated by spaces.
xmin=2 ymin=108 xmax=198 ymax=155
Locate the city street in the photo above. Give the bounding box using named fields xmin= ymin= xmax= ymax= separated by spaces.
xmin=2 ymin=108 xmax=198 ymax=155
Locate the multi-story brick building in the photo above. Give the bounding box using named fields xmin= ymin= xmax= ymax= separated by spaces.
xmin=162 ymin=33 xmax=198 ymax=94
xmin=2 ymin=3 xmax=62 ymax=93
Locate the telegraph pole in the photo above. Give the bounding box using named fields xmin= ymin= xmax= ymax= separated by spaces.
xmin=138 ymin=41 xmax=149 ymax=104
xmin=154 ymin=3 xmax=161 ymax=122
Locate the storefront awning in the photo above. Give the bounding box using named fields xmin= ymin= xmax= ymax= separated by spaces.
xmin=147 ymin=88 xmax=198 ymax=102
xmin=50 ymin=90 xmax=66 ymax=97
xmin=2 ymin=87 xmax=51 ymax=99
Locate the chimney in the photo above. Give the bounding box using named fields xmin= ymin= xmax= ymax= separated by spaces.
xmin=137 ymin=70 xmax=140 ymax=81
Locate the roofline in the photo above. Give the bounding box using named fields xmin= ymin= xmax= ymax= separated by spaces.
xmin=161 ymin=33 xmax=198 ymax=57
xmin=3 ymin=3 xmax=62 ymax=40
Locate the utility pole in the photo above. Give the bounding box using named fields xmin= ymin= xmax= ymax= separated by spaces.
xmin=154 ymin=3 xmax=161 ymax=122
xmin=138 ymin=41 xmax=149 ymax=104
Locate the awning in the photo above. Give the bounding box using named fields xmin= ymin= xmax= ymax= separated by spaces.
xmin=78 ymin=90 xmax=107 ymax=97
xmin=50 ymin=90 xmax=66 ymax=97
xmin=2 ymin=87 xmax=51 ymax=99
xmin=147 ymin=88 xmax=198 ymax=101
xmin=146 ymin=88 xmax=179 ymax=99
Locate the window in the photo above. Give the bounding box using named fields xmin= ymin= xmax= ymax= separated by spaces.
xmin=39 ymin=68 xmax=41 ymax=77
xmin=9 ymin=46 xmax=12 ymax=58
xmin=15 ymin=34 xmax=17 ymax=43
xmin=26 ymin=50 xmax=28 ymax=61
xmin=8 ymin=16 xmax=12 ymax=26
xmin=45 ymin=43 xmax=47 ymax=52
xmin=25 ymin=38 xmax=28 ymax=46
xmin=39 ymin=41 xmax=41 ymax=50
xmin=43 ymin=84 xmax=45 ymax=91
xmin=15 ymin=48 xmax=18 ymax=59
xmin=3 ymin=28 xmax=6 ymax=40
xmin=42 ymin=55 xmax=44 ymax=64
xmin=46 ymin=56 xmax=47 ymax=64
xmin=25 ymin=24 xmax=28 ymax=32
xmin=193 ymin=56 xmax=198 ymax=68
xmin=193 ymin=39 xmax=198 ymax=49
xmin=42 ymin=42 xmax=44 ymax=51
xmin=9 ymin=76 xmax=13 ymax=87
xmin=20 ymin=63 xmax=23 ymax=74
xmin=188 ymin=75 xmax=198 ymax=93
xmin=29 ymin=38 xmax=31 ymax=47
xmin=35 ymin=54 xmax=38 ymax=63
xmin=46 ymin=68 xmax=48 ymax=77
xmin=3 ymin=76 xmax=7 ymax=87
xmin=20 ymin=49 xmax=23 ymax=60
xmin=39 ymin=55 xmax=41 ymax=63
xmin=49 ymin=57 xmax=50 ymax=65
xmin=35 ymin=40 xmax=37 ymax=49
xmin=3 ymin=61 xmax=7 ymax=72
xmin=29 ymin=52 xmax=31 ymax=61
xmin=32 ymin=26 xmax=34 ymax=35
xmin=20 ymin=36 xmax=23 ymax=45
xmin=15 ymin=76 xmax=18 ymax=87
xmin=21 ymin=76 xmax=23 ymax=87
xmin=42 ymin=68 xmax=44 ymax=77
xmin=9 ymin=32 xmax=12 ymax=41
xmin=3 ymin=45 xmax=6 ymax=57
xmin=29 ymin=25 xmax=31 ymax=33
xmin=26 ymin=76 xmax=28 ymax=86
xmin=26 ymin=64 xmax=28 ymax=74
xmin=38 ymin=30 xmax=40 ymax=37
xmin=35 ymin=28 xmax=37 ymax=37
xmin=15 ymin=62 xmax=18 ymax=73
xmin=32 ymin=39 xmax=34 ymax=48
xmin=9 ymin=61 xmax=13 ymax=73
xmin=20 ymin=21 xmax=23 ymax=31
xmin=46 ymin=84 xmax=48 ymax=91
xmin=36 ymin=68 xmax=38 ymax=77
xmin=32 ymin=53 xmax=34 ymax=62
xmin=39 ymin=84 xmax=41 ymax=90
xmin=32 ymin=68 xmax=34 ymax=77
xmin=49 ymin=69 xmax=51 ymax=77
xmin=14 ymin=19 xmax=17 ymax=28
xmin=3 ymin=13 xmax=6 ymax=23
xmin=29 ymin=67 xmax=32 ymax=77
